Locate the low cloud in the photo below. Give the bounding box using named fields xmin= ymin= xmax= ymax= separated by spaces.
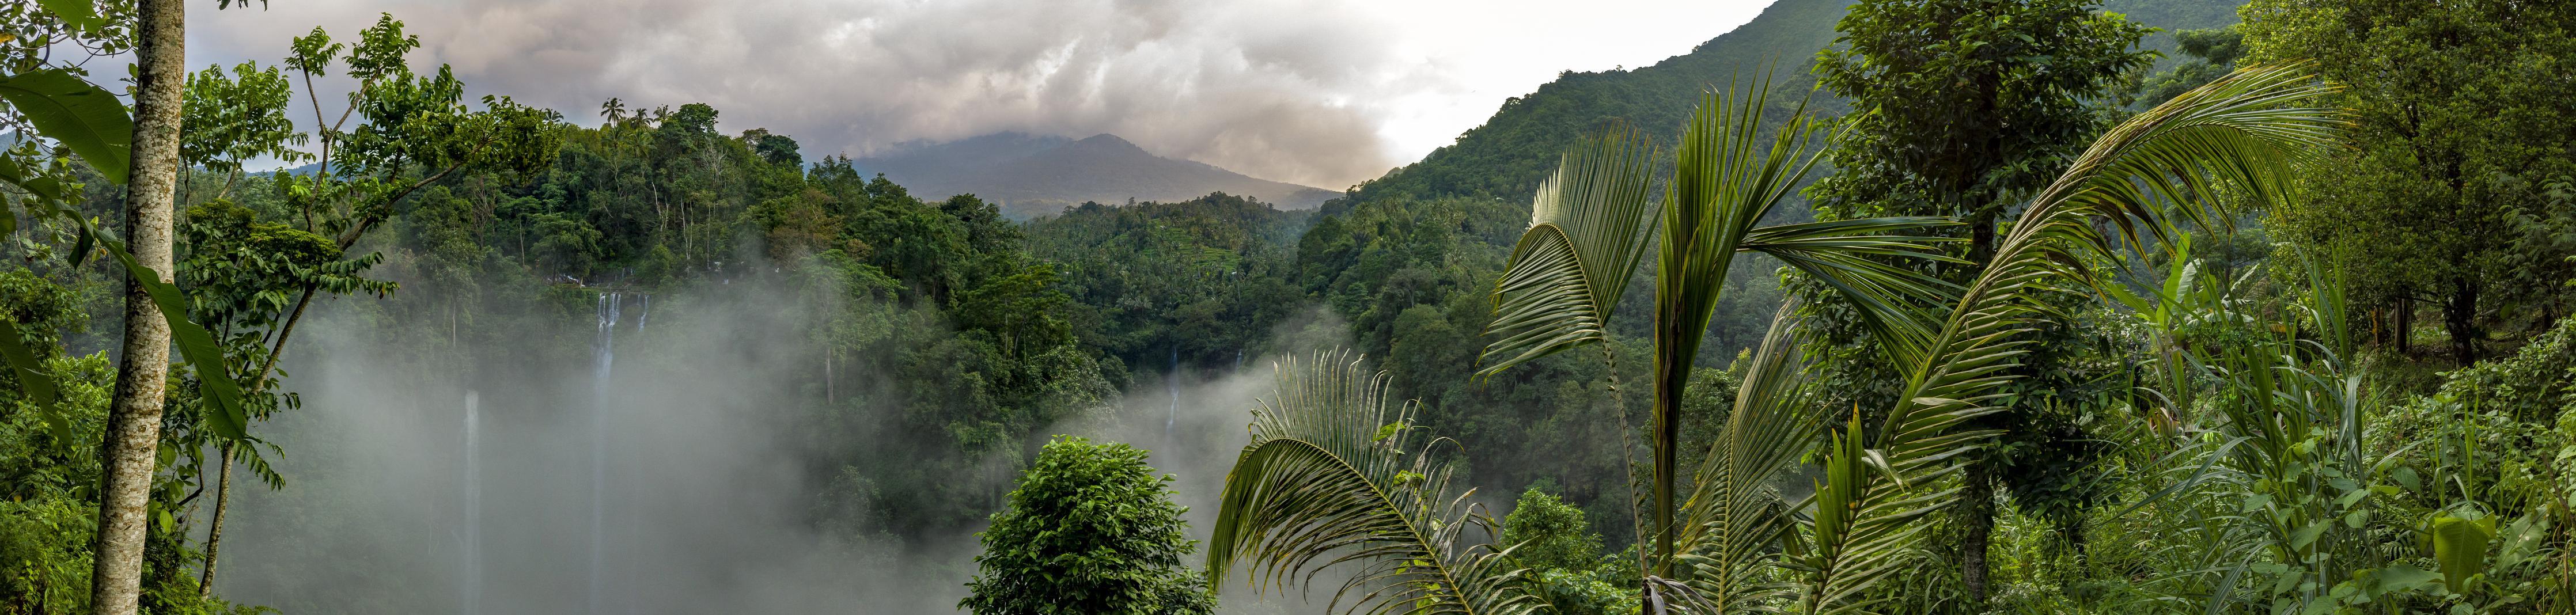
xmin=185 ymin=1 xmax=1769 ymax=191
xmin=187 ymin=0 xmax=1445 ymax=188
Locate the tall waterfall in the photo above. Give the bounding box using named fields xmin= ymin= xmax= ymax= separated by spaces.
xmin=590 ymin=293 xmax=620 ymax=614
xmin=461 ymin=390 xmax=481 ymax=615
xmin=1166 ymin=347 xmax=1179 ymax=445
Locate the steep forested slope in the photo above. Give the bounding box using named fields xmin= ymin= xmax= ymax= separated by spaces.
xmin=1338 ymin=0 xmax=2242 ymax=212
xmin=1340 ymin=0 xmax=1858 ymax=207
xmin=1024 ymin=193 xmax=1312 ymax=369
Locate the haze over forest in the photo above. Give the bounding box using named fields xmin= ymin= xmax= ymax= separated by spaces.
xmin=2 ymin=0 xmax=2573 ymax=614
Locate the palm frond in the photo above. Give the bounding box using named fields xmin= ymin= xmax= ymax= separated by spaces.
xmin=1668 ymin=307 xmax=1819 ymax=613
xmin=1641 ymin=75 xmax=1821 ymax=575
xmin=1739 ymin=216 xmax=1964 ymax=367
xmin=1207 ymin=351 xmax=1542 ymax=615
xmin=1478 ymin=126 xmax=1657 ymax=375
xmin=1647 ymin=75 xmax=1955 ymax=575
xmin=1794 ymin=64 xmax=2343 ymax=614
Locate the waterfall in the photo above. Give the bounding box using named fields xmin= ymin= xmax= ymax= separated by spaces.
xmin=635 ymin=294 xmax=649 ymax=332
xmin=1165 ymin=347 xmax=1179 ymax=445
xmin=462 ymin=390 xmax=481 ymax=615
xmin=590 ymin=293 xmax=620 ymax=614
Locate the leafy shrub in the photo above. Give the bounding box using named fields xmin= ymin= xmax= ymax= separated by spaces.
xmin=961 ymin=436 xmax=1213 ymax=615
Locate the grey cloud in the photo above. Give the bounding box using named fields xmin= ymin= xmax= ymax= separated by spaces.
xmin=188 ymin=0 xmax=1441 ymax=188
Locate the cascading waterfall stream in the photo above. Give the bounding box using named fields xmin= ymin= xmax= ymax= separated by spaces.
xmin=1165 ymin=347 xmax=1179 ymax=446
xmin=461 ymin=391 xmax=480 ymax=615
xmin=590 ymin=293 xmax=620 ymax=615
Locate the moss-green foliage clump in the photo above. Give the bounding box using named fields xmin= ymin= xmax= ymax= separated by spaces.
xmin=962 ymin=437 xmax=1214 ymax=615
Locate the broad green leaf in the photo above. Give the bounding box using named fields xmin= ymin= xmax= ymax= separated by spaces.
xmin=29 ymin=0 xmax=96 ymax=33
xmin=2289 ymin=523 xmax=2327 ymax=551
xmin=0 ymin=69 xmax=132 ymax=184
xmin=54 ymin=212 xmax=250 ymax=439
xmin=35 ymin=0 xmax=100 ymax=31
xmin=2367 ymin=564 xmax=2442 ymax=593
xmin=2429 ymin=514 xmax=2495 ymax=592
xmin=120 ymin=248 xmax=249 ymax=439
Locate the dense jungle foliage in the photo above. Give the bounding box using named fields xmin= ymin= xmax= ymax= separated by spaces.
xmin=0 ymin=0 xmax=2571 ymax=613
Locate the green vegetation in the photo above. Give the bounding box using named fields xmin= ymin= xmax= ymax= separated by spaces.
xmin=0 ymin=0 xmax=2570 ymax=613
xmin=961 ymin=436 xmax=1213 ymax=615
xmin=2244 ymin=0 xmax=2576 ymax=363
xmin=1808 ymin=0 xmax=2155 ymax=601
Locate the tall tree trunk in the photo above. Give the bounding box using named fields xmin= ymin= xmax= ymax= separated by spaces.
xmin=1959 ymin=461 xmax=1994 ymax=605
xmin=2445 ymin=276 xmax=2479 ymax=365
xmin=93 ymin=0 xmax=185 ymax=611
xmin=1967 ymin=209 xmax=1998 ymax=270
xmin=1650 ymin=356 xmax=1683 ymax=578
xmin=2369 ymin=308 xmax=2384 ymax=348
xmin=196 ymin=446 xmax=233 ymax=598
xmin=2396 ymin=296 xmax=2414 ymax=355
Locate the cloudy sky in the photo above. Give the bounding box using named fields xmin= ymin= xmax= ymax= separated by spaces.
xmin=184 ymin=0 xmax=1774 ymax=189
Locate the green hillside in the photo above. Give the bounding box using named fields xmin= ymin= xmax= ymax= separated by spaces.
xmin=1336 ymin=0 xmax=2243 ymax=212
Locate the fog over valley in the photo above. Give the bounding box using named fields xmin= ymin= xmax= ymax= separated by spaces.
xmin=7 ymin=0 xmax=2575 ymax=613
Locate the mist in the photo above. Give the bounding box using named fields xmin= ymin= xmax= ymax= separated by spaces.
xmin=209 ymin=267 xmax=1358 ymax=613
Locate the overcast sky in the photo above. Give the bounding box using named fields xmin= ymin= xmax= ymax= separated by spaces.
xmin=184 ymin=0 xmax=1774 ymax=189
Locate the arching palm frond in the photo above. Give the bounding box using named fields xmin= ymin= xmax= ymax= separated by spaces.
xmin=1668 ymin=307 xmax=1820 ymax=613
xmin=1478 ymin=125 xmax=1657 ymax=376
xmin=1475 ymin=73 xmax=1960 ymax=582
xmin=1793 ymin=64 xmax=2343 ymax=614
xmin=1207 ymin=352 xmax=1541 ymax=615
xmin=1645 ymin=77 xmax=1955 ymax=575
xmin=1738 ymin=215 xmax=1963 ymax=368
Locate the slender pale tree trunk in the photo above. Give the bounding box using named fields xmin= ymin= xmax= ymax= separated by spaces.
xmin=93 ymin=0 xmax=186 ymax=611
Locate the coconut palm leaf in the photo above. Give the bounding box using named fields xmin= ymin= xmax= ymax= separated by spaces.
xmin=1478 ymin=124 xmax=1657 ymax=375
xmin=1740 ymin=216 xmax=1964 ymax=367
xmin=1642 ymin=77 xmax=1956 ymax=575
xmin=1207 ymin=351 xmax=1541 ymax=615
xmin=1792 ymin=64 xmax=2342 ymax=614
xmin=1475 ymin=74 xmax=1960 ymax=581
xmin=1666 ymin=306 xmax=1819 ymax=613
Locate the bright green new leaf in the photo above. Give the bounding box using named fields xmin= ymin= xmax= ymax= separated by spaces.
xmin=33 ymin=0 xmax=100 ymax=32
xmin=2428 ymin=514 xmax=2495 ymax=593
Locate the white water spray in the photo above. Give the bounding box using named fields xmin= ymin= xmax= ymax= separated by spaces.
xmin=461 ymin=390 xmax=480 ymax=615
xmin=1165 ymin=347 xmax=1179 ymax=446
xmin=590 ymin=293 xmax=620 ymax=614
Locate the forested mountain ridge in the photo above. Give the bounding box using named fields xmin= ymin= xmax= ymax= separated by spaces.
xmin=5 ymin=0 xmax=2572 ymax=613
xmin=1336 ymin=0 xmax=2240 ymax=212
xmin=856 ymin=132 xmax=1338 ymax=219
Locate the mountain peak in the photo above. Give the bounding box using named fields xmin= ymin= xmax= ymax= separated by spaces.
xmin=1070 ymin=133 xmax=1150 ymax=156
xmin=855 ymin=132 xmax=1335 ymax=218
